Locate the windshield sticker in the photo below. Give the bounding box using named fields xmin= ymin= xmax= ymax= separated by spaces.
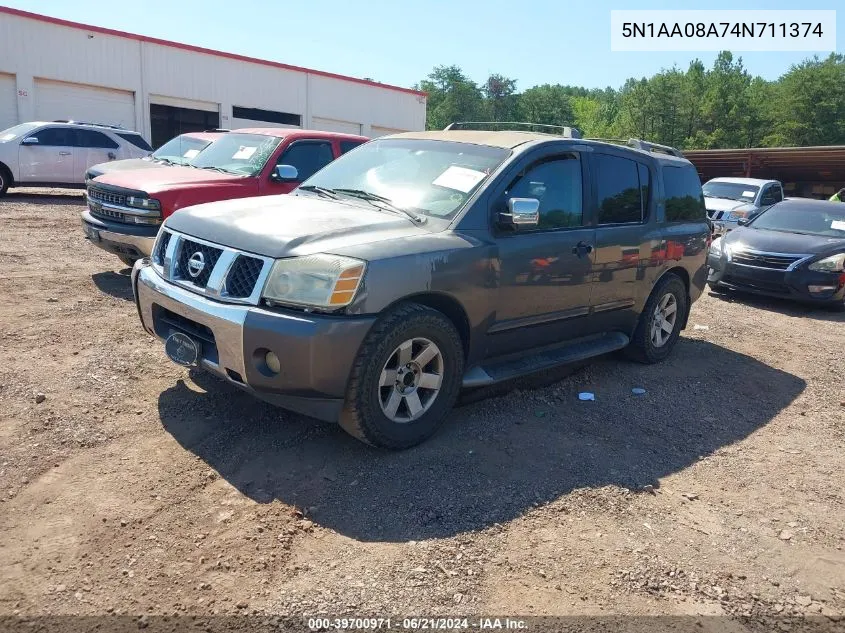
xmin=741 ymin=190 xmax=756 ymax=198
xmin=232 ymin=146 xmax=257 ymax=160
xmin=432 ymin=166 xmax=487 ymax=193
xmin=831 ymin=220 xmax=845 ymax=231
xmin=0 ymin=133 xmax=15 ymax=141
xmin=183 ymin=149 xmax=200 ymax=159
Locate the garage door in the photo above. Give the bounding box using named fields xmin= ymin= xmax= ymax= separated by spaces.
xmin=0 ymin=73 xmax=17 ymax=132
xmin=371 ymin=126 xmax=409 ymax=138
xmin=34 ymin=79 xmax=135 ymax=129
xmin=312 ymin=117 xmax=362 ymax=135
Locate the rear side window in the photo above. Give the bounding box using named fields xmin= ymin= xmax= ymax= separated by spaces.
xmin=278 ymin=141 xmax=334 ymax=181
xmin=117 ymin=133 xmax=153 ymax=152
xmin=340 ymin=140 xmax=365 ymax=155
xmin=76 ymin=130 xmax=120 ymax=149
xmin=663 ymin=165 xmax=706 ymax=222
xmin=595 ymin=154 xmax=648 ymax=224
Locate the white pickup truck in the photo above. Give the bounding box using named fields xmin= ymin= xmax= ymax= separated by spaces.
xmin=703 ymin=177 xmax=784 ymax=237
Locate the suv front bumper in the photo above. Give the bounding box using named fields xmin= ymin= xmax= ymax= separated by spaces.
xmin=132 ymin=260 xmax=376 ymax=422
xmin=82 ymin=209 xmax=158 ymax=259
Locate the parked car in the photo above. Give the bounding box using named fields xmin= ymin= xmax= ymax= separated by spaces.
xmin=703 ymin=177 xmax=784 ymax=237
xmin=85 ymin=131 xmax=226 ymax=181
xmin=0 ymin=120 xmax=151 ymax=196
xmin=131 ymin=126 xmax=710 ymax=449
xmin=81 ymin=128 xmax=369 ymax=265
xmin=707 ymin=198 xmax=845 ymax=308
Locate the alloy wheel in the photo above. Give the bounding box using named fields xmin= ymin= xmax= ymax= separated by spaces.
xmin=378 ymin=337 xmax=444 ymax=423
xmin=650 ymin=293 xmax=678 ymax=347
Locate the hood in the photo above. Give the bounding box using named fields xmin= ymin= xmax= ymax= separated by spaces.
xmin=87 ymin=157 xmax=157 ymax=179
xmin=704 ymin=197 xmax=754 ymax=212
xmin=93 ymin=165 xmax=247 ymax=193
xmin=724 ymin=226 xmax=845 ymax=256
xmin=164 ymin=193 xmax=432 ymax=259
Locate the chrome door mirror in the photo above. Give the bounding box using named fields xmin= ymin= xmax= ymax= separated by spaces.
xmin=21 ymin=136 xmax=39 ymax=145
xmin=272 ymin=164 xmax=298 ymax=182
xmin=737 ymin=217 xmax=750 ymax=227
xmin=499 ymin=197 xmax=540 ymax=229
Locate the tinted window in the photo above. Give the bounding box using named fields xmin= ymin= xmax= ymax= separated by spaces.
xmin=663 ymin=165 xmax=706 ymax=222
xmin=31 ymin=127 xmax=75 ymax=147
xmin=117 ymin=133 xmax=153 ymax=151
xmin=595 ymin=154 xmax=645 ymax=224
xmin=76 ymin=130 xmax=119 ymax=149
xmin=279 ymin=141 xmax=334 ymax=181
xmin=340 ymin=140 xmax=365 ymax=155
xmin=505 ymin=154 xmax=583 ymax=229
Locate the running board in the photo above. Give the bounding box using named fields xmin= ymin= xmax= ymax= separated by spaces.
xmin=462 ymin=332 xmax=630 ymax=388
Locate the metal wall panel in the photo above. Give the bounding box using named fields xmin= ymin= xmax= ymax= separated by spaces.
xmin=0 ymin=73 xmax=16 ymax=131
xmin=34 ymin=78 xmax=135 ymax=128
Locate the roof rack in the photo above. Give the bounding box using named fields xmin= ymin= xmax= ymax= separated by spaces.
xmin=586 ymin=137 xmax=685 ymax=158
xmin=52 ymin=120 xmax=128 ymax=130
xmin=204 ymin=128 xmax=230 ymax=133
xmin=445 ymin=121 xmax=582 ymax=139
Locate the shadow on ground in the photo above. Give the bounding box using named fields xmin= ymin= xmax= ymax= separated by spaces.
xmin=91 ymin=269 xmax=134 ymax=301
xmin=708 ymin=289 xmax=845 ymax=323
xmin=157 ymin=338 xmax=805 ymax=543
xmin=4 ymin=189 xmax=85 ymax=205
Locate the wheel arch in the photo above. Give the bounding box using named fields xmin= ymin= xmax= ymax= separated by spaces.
xmin=378 ymin=292 xmax=472 ymax=361
xmin=653 ymin=266 xmax=691 ymax=329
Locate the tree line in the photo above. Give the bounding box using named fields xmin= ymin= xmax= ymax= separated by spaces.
xmin=415 ymin=52 xmax=845 ymax=149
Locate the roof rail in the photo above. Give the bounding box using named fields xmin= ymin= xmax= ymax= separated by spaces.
xmin=52 ymin=119 xmax=128 ymax=130
xmin=586 ymin=136 xmax=684 ymax=158
xmin=445 ymin=121 xmax=582 ymax=139
xmin=204 ymin=128 xmax=230 ymax=133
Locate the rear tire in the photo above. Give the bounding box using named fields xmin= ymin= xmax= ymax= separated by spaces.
xmin=339 ymin=303 xmax=464 ymax=449
xmin=0 ymin=165 xmax=11 ymax=197
xmin=626 ymin=274 xmax=688 ymax=364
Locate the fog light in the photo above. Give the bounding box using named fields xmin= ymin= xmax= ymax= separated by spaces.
xmin=264 ymin=351 xmax=281 ymax=374
xmin=808 ymin=285 xmax=836 ymax=294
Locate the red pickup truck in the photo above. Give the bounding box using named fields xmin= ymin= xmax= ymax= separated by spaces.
xmin=81 ymin=128 xmax=369 ymax=265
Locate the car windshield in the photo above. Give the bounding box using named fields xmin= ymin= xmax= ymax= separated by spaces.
xmin=702 ymin=182 xmax=760 ymax=202
xmin=750 ymin=203 xmax=845 ymax=237
xmin=151 ymin=135 xmax=212 ymax=165
xmin=190 ymin=133 xmax=282 ymax=176
xmin=298 ymin=138 xmax=511 ymax=219
xmin=0 ymin=122 xmax=40 ymax=143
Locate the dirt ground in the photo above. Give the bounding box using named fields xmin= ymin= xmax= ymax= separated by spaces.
xmin=0 ymin=190 xmax=843 ymax=632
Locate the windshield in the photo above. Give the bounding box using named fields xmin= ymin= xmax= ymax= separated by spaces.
xmin=750 ymin=203 xmax=845 ymax=237
xmin=190 ymin=133 xmax=282 ymax=176
xmin=152 ymin=135 xmax=214 ymax=165
xmin=702 ymin=181 xmax=759 ymax=202
xmin=298 ymin=138 xmax=511 ymax=219
xmin=0 ymin=122 xmax=40 ymax=143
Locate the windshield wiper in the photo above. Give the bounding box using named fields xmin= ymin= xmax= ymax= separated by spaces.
xmin=298 ymin=185 xmax=340 ymax=199
xmin=332 ymin=189 xmax=424 ymax=223
xmin=197 ymin=165 xmax=237 ymax=175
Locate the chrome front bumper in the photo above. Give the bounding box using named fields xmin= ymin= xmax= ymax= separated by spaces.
xmin=81 ymin=213 xmax=157 ymax=258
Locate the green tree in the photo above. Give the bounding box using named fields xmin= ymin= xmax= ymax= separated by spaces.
xmin=482 ymin=74 xmax=518 ymax=122
xmin=416 ymin=65 xmax=485 ymax=130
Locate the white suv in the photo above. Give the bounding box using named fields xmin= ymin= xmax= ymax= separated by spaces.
xmin=0 ymin=120 xmax=151 ymax=196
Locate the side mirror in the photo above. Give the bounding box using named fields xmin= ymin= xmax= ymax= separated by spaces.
xmin=21 ymin=136 xmax=38 ymax=145
xmin=499 ymin=197 xmax=540 ymax=229
xmin=737 ymin=217 xmax=749 ymax=227
xmin=272 ymin=164 xmax=298 ymax=182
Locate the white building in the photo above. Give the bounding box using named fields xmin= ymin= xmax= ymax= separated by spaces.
xmin=0 ymin=7 xmax=426 ymax=147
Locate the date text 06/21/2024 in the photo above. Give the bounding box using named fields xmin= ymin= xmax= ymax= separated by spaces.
xmin=307 ymin=617 xmax=528 ymax=630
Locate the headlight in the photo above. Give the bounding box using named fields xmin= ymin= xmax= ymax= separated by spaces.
xmin=126 ymin=196 xmax=161 ymax=211
xmin=726 ymin=209 xmax=749 ymax=221
xmin=709 ymin=237 xmax=723 ymax=256
xmin=262 ymin=254 xmax=366 ymax=309
xmin=808 ymin=253 xmax=845 ymax=272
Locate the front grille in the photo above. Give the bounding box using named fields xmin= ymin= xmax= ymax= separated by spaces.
xmin=225 ymin=255 xmax=264 ymax=298
xmin=153 ymin=231 xmax=171 ymax=265
xmin=723 ymin=274 xmax=790 ymax=295
xmin=731 ymin=250 xmax=803 ymax=270
xmin=88 ymin=186 xmax=127 ymax=206
xmin=706 ymin=209 xmax=725 ymax=220
xmin=90 ymin=205 xmax=128 ymax=223
xmin=175 ymin=239 xmax=223 ymax=288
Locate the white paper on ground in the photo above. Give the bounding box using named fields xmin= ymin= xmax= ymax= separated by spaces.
xmin=578 ymin=392 xmax=595 ymax=401
xmin=432 ymin=165 xmax=486 ymax=193
xmin=232 ymin=146 xmax=257 ymax=160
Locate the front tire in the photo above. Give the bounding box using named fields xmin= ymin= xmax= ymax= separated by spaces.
xmin=118 ymin=255 xmax=138 ymax=267
xmin=626 ymin=274 xmax=688 ymax=364
xmin=339 ymin=303 xmax=464 ymax=449
xmin=0 ymin=165 xmax=10 ymax=197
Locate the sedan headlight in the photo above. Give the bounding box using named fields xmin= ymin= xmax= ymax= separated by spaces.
xmin=709 ymin=237 xmax=723 ymax=256
xmin=262 ymin=254 xmax=366 ymax=309
xmin=126 ymin=196 xmax=161 ymax=211
xmin=808 ymin=253 xmax=845 ymax=272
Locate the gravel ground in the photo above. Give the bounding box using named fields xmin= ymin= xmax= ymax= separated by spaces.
xmin=0 ymin=190 xmax=843 ymax=631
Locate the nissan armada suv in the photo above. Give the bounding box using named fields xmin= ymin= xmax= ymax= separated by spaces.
xmin=132 ymin=124 xmax=709 ymax=449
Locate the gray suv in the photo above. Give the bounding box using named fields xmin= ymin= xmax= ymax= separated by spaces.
xmin=131 ymin=124 xmax=709 ymax=449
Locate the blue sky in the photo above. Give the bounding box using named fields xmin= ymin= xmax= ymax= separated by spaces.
xmin=4 ymin=0 xmax=842 ymax=91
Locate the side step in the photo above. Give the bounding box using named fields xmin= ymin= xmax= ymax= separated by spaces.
xmin=462 ymin=332 xmax=630 ymax=388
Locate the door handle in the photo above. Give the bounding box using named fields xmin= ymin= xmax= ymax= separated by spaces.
xmin=58 ymin=151 xmax=71 ymax=156
xmin=572 ymin=241 xmax=593 ymax=257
